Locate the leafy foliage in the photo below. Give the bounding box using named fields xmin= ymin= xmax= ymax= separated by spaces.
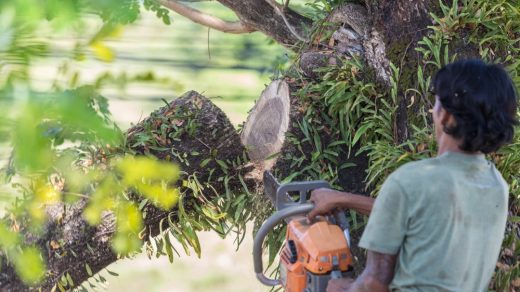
xmin=0 ymin=0 xmax=183 ymax=286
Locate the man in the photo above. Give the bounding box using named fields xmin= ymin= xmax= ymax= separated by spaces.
xmin=308 ymin=60 xmax=518 ymax=291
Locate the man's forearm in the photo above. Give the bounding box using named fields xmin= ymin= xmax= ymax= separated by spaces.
xmin=345 ymin=276 xmax=390 ymax=292
xmin=332 ymin=191 xmax=374 ymax=216
xmin=340 ymin=251 xmax=396 ymax=292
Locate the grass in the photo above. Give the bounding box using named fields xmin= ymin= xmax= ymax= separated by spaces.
xmin=101 ymin=228 xmax=266 ymax=292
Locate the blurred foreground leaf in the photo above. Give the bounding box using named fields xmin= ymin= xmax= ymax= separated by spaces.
xmin=13 ymin=247 xmax=46 ymax=285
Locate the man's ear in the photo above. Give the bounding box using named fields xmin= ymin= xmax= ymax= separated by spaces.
xmin=440 ymin=108 xmax=456 ymax=130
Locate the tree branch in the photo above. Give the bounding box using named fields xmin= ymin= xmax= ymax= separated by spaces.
xmin=264 ymin=0 xmax=310 ymax=42
xmin=216 ymin=0 xmax=312 ymax=49
xmin=0 ymin=92 xmax=258 ymax=291
xmin=159 ymin=0 xmax=256 ymax=34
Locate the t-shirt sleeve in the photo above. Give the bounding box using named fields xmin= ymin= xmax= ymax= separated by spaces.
xmin=358 ymin=177 xmax=409 ymax=255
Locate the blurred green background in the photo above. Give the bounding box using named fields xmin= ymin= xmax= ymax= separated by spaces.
xmin=30 ymin=2 xmax=286 ymax=128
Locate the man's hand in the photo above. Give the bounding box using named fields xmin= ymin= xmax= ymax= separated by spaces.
xmin=308 ymin=188 xmax=344 ymax=220
xmin=309 ymin=188 xmax=375 ymax=218
xmin=327 ymin=278 xmax=354 ymax=292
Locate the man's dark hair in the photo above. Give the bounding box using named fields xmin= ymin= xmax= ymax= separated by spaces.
xmin=432 ymin=59 xmax=519 ymax=154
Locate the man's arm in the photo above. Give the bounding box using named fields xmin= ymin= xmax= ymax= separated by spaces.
xmin=327 ymin=251 xmax=397 ymax=292
xmin=308 ymin=188 xmax=374 ymax=218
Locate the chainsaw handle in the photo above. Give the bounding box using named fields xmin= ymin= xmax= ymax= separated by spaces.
xmin=333 ymin=210 xmax=352 ymax=247
xmin=253 ymin=203 xmax=315 ymax=286
xmin=275 ymin=181 xmax=329 ymax=210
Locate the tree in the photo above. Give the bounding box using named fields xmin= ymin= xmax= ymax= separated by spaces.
xmin=0 ymin=0 xmax=519 ymax=290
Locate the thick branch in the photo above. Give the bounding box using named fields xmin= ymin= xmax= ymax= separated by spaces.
xmin=216 ymin=0 xmax=312 ymax=49
xmin=0 ymin=92 xmax=256 ymax=291
xmin=159 ymin=0 xmax=256 ymax=34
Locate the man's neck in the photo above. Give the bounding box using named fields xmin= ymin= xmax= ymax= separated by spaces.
xmin=437 ymin=144 xmax=464 ymax=156
xmin=436 ymin=134 xmax=481 ymax=157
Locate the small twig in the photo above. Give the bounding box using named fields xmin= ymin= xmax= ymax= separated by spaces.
xmin=62 ymin=192 xmax=90 ymax=199
xmin=283 ymin=0 xmax=290 ymax=10
xmin=195 ymin=137 xmax=211 ymax=150
xmin=215 ymin=131 xmax=240 ymax=150
xmin=265 ymin=0 xmax=310 ymax=43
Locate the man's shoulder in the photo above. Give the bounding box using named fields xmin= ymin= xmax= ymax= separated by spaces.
xmin=387 ymin=157 xmax=453 ymax=192
xmin=390 ymin=156 xmax=445 ymax=180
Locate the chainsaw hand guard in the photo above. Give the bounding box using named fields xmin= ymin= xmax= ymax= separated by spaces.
xmin=253 ymin=202 xmax=315 ymax=286
xmin=255 ymin=173 xmax=354 ymax=291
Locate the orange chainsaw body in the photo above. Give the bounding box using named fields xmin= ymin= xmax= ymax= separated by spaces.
xmin=279 ymin=216 xmax=353 ymax=291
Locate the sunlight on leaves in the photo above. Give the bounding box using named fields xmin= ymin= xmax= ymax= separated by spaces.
xmin=136 ymin=183 xmax=179 ymax=210
xmin=112 ymin=202 xmax=143 ymax=255
xmin=13 ymin=105 xmax=55 ymax=173
xmin=83 ymin=177 xmax=120 ymax=226
xmin=90 ymin=42 xmax=115 ymax=63
xmin=13 ymin=247 xmax=46 ymax=285
xmin=0 ymin=0 xmax=186 ymax=286
xmin=0 ymin=222 xmax=20 ymax=250
xmin=116 ymin=156 xmax=180 ymax=210
xmin=117 ymin=156 xmax=180 ymax=185
xmin=82 ymin=156 xmax=181 ymax=255
xmin=35 ymin=181 xmax=60 ymax=203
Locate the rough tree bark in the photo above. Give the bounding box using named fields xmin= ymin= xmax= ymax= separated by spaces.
xmin=216 ymin=0 xmax=313 ymax=48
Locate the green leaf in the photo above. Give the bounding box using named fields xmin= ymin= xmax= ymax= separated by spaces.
xmin=85 ymin=263 xmax=93 ymax=276
xmin=66 ymin=273 xmax=74 ymax=287
xmin=352 ymin=123 xmax=372 ymax=146
xmin=200 ymin=158 xmax=212 ymax=167
xmin=106 ymin=269 xmax=119 ymax=277
xmin=0 ymin=223 xmax=20 ymax=249
xmin=216 ymin=159 xmax=228 ymax=170
xmin=328 ymin=141 xmax=346 ymax=147
xmin=311 ymin=151 xmax=320 ymax=162
xmin=14 ymin=247 xmax=46 ymax=285
xmin=58 ymin=283 xmax=66 ymax=292
xmin=282 ymin=171 xmax=300 ymax=183
xmin=340 ymin=162 xmax=356 ymax=169
xmin=90 ymin=42 xmax=115 ymax=62
xmin=162 ymin=14 xmax=171 ymax=25
xmin=163 ymin=233 xmax=175 ymax=263
xmin=139 ymin=199 xmax=148 ymax=210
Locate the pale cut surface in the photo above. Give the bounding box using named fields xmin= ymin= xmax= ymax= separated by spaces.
xmin=241 ymin=79 xmax=291 ymax=166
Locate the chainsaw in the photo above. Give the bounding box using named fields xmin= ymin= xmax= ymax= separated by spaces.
xmin=253 ymin=171 xmax=354 ymax=292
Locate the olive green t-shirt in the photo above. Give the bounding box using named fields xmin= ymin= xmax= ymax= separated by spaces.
xmin=359 ymin=152 xmax=508 ymax=292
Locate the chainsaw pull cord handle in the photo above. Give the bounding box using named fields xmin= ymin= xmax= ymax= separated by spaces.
xmin=253 ymin=203 xmax=315 ymax=286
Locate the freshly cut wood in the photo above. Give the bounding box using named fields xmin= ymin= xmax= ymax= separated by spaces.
xmin=241 ymin=79 xmax=291 ymax=169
